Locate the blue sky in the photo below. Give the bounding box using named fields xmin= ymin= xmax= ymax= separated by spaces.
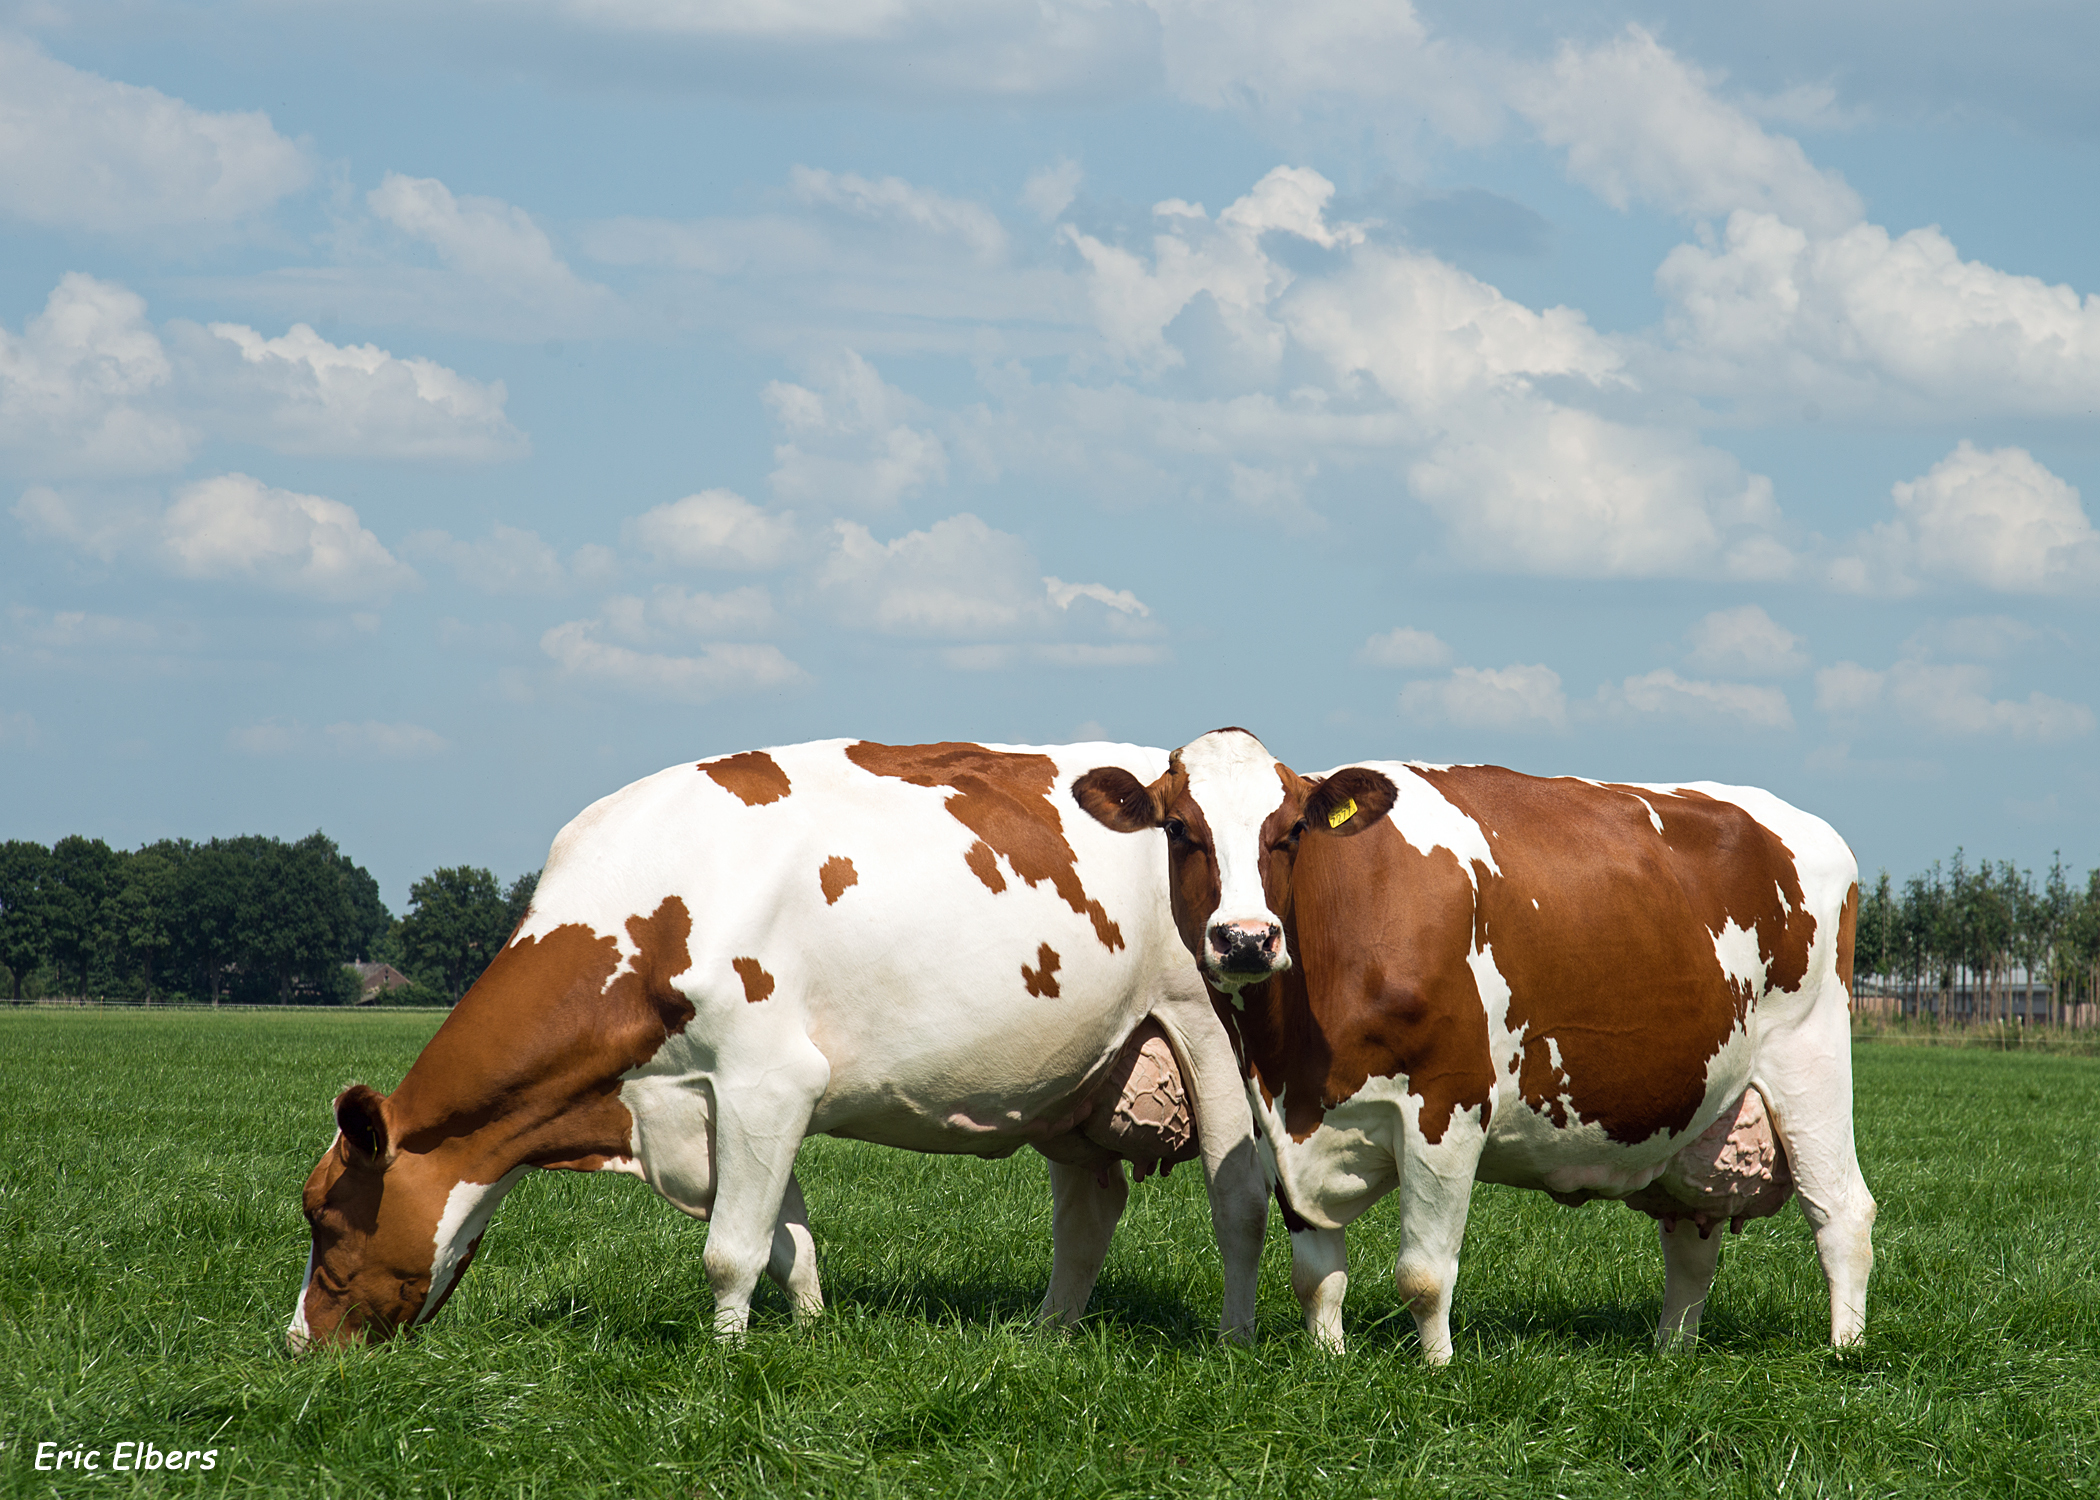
xmin=3 ymin=0 xmax=2097 ymax=908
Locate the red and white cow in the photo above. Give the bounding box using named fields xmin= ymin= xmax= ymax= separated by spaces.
xmin=291 ymin=739 xmax=1265 ymax=1349
xmin=1075 ymin=728 xmax=1875 ymax=1360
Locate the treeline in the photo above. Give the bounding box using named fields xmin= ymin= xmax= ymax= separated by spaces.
xmin=0 ymin=834 xmax=535 ymax=1007
xmin=1856 ymin=851 xmax=2100 ymax=1025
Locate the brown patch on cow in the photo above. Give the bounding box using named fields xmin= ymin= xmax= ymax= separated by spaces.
xmin=702 ymin=750 xmax=792 ymax=806
xmin=1417 ymin=768 xmax=1814 ymax=1145
xmin=732 ymin=956 xmax=776 ymax=1004
xmin=299 ymin=895 xmax=699 ymax=1344
xmin=964 ymin=840 xmax=1007 ymax=894
xmin=819 ymin=856 xmax=859 ymax=905
xmin=1220 ymin=807 xmax=1498 ymax=1148
xmin=1837 ymin=881 xmax=1858 ymax=1000
xmin=846 ymin=740 xmax=1124 ymax=951
xmin=1021 ymin=942 xmax=1062 ymax=997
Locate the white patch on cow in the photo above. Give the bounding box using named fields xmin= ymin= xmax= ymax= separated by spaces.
xmin=1178 ymin=730 xmax=1290 ymax=937
xmin=1375 ymin=763 xmax=1501 ymax=886
xmin=595 ymin=1154 xmax=646 ymax=1179
xmin=1632 ymin=795 xmax=1666 ymax=835
xmin=286 ymin=1244 xmax=316 ymax=1352
xmin=417 ymin=1166 xmax=529 ymax=1324
xmin=1775 ymin=879 xmax=1794 ymax=915
xmin=1712 ymin=917 xmax=1767 ymax=997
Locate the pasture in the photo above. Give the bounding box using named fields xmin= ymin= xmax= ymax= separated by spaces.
xmin=2 ymin=1011 xmax=2096 ymax=1498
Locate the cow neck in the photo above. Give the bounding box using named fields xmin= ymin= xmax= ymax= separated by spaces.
xmin=385 ymin=899 xmax=696 ymax=1179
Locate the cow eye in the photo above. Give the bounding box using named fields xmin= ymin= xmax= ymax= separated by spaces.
xmin=1163 ymin=818 xmax=1188 ymax=843
xmin=1274 ymin=819 xmax=1307 ymax=851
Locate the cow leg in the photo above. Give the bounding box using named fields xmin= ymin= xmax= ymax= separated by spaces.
xmin=1037 ymin=1158 xmax=1128 ymax=1327
xmin=702 ymin=1046 xmax=831 ymax=1338
xmin=1392 ymin=1115 xmax=1485 ymax=1364
xmin=1758 ymin=1038 xmax=1877 ymax=1347
xmin=1152 ymin=1007 xmax=1267 ymax=1341
xmin=1655 ymin=1216 xmax=1725 ymax=1349
xmin=763 ymin=1171 xmax=823 ymax=1323
xmin=1290 ymin=1227 xmax=1349 ymax=1353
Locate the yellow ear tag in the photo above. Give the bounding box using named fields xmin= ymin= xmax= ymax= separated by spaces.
xmin=1327 ymin=796 xmax=1358 ymax=830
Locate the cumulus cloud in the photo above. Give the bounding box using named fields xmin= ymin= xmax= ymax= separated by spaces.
xmin=1409 ymin=400 xmax=1792 ymax=579
xmin=1399 ymin=663 xmax=1566 ymax=732
xmin=158 ymin=473 xmax=417 ymax=600
xmin=1656 ymin=213 xmax=2100 ymax=418
xmin=0 ymin=38 xmax=310 ymax=234
xmin=765 ymin=351 xmax=946 ymax=510
xmin=20 ymin=472 xmax=415 ymax=601
xmin=595 ymin=584 xmax=780 ymax=640
xmin=1683 ymin=605 xmax=1807 ymax=677
xmin=200 ymin=321 xmax=526 ymax=460
xmin=0 ymin=274 xmax=191 ymax=476
xmin=1 ymin=275 xmax=529 ymax=475
xmin=815 ymin=513 xmax=1049 ymax=637
xmin=1815 ymin=659 xmax=2092 ymax=743
xmin=623 ymin=489 xmax=800 ymax=570
xmin=1022 ymin=159 xmax=1082 ymax=222
xmin=1833 ymin=443 xmax=2100 ymax=596
xmin=367 ymin=172 xmax=617 ymax=331
xmin=1596 ymin=669 xmax=1795 ymax=732
xmin=1357 ymin=626 xmax=1451 ymax=670
xmin=1513 ymin=27 xmax=1861 ymax=233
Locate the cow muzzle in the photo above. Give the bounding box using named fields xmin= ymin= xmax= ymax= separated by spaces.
xmin=1206 ymin=919 xmax=1287 ymax=979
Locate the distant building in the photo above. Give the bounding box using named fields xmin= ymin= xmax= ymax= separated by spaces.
xmin=351 ymin=962 xmax=413 ymax=1004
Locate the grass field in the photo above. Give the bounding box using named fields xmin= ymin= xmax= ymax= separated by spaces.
xmin=3 ymin=1012 xmax=2097 ymax=1498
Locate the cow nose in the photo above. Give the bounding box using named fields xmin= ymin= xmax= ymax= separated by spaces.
xmin=1209 ymin=921 xmax=1281 ymax=971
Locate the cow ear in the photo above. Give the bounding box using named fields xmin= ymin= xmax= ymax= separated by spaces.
xmin=1072 ymin=766 xmax=1163 ymax=833
xmin=1304 ymin=767 xmax=1397 ymax=837
xmin=333 ymin=1084 xmax=393 ymax=1168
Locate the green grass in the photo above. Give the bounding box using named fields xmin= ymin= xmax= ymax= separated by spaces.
xmin=3 ymin=1012 xmax=2097 ymax=1498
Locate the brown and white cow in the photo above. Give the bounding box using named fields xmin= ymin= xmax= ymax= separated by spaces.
xmin=1075 ymin=728 xmax=1874 ymax=1360
xmin=291 ymin=739 xmax=1266 ymax=1349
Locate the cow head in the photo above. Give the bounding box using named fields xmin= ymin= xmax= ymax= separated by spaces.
xmin=289 ymin=1084 xmax=492 ymax=1350
xmin=1074 ymin=728 xmax=1396 ymax=991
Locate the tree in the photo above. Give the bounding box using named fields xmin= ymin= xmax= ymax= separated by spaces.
xmin=399 ymin=866 xmax=513 ymax=1002
xmin=44 ymin=836 xmax=119 ymax=997
xmin=0 ymin=841 xmax=51 ymax=1001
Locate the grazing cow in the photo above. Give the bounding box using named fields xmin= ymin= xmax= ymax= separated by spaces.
xmin=1075 ymin=728 xmax=1874 ymax=1360
xmin=291 ymin=740 xmax=1265 ymax=1349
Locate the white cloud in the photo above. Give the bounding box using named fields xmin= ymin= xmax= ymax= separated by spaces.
xmin=1597 ymin=669 xmax=1795 ymax=732
xmin=1287 ymin=247 xmax=1622 ymax=410
xmin=815 ymin=513 xmax=1048 ymax=637
xmin=623 ymin=488 xmax=800 ymax=570
xmin=367 ymin=172 xmax=617 ymax=330
xmin=539 ymin=620 xmax=807 ymax=703
xmin=0 ymin=274 xmax=191 ymax=476
xmin=159 ymin=473 xmax=417 ymax=601
xmin=1815 ymin=659 xmax=2092 ymax=743
xmin=201 ymin=321 xmax=526 ymax=460
xmin=1684 ymin=605 xmax=1806 ymax=677
xmin=1409 ymin=400 xmax=1792 ymax=579
xmin=228 ymin=719 xmax=450 ymax=758
xmin=1022 ymin=159 xmax=1082 ymax=222
xmin=1833 ymin=443 xmax=2100 ymax=596
xmin=1902 ymin=615 xmax=2042 ymax=662
xmin=1656 ymin=213 xmax=2100 ymax=417
xmin=1399 ymin=663 xmax=1566 ymax=732
xmin=1045 ymin=577 xmax=1149 ymax=617
xmin=790 ymin=166 xmax=1007 ymax=259
xmin=1357 ymin=626 xmax=1451 ymax=670
xmin=1513 ymin=27 xmax=1861 ymax=233
xmin=765 ymin=351 xmax=947 ymax=510
xmin=0 ymin=38 xmax=310 ymax=234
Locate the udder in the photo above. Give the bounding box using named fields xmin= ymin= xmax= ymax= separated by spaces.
xmin=1621 ymin=1086 xmax=1794 ymax=1238
xmin=1035 ymin=1019 xmax=1201 ymax=1185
